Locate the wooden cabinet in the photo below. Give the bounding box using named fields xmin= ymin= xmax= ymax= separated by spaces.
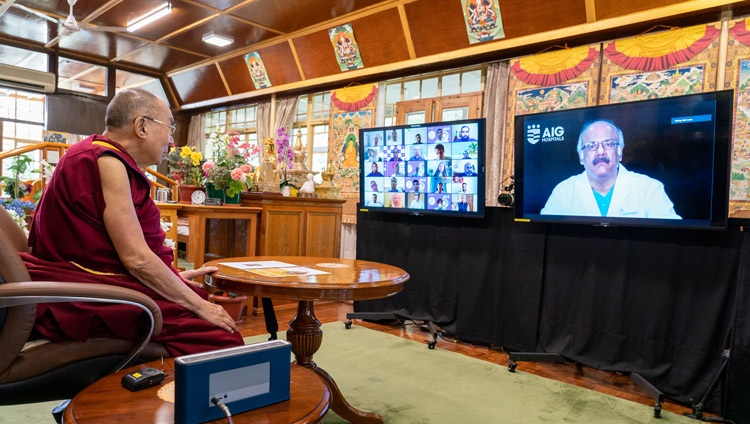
xmin=241 ymin=193 xmax=345 ymax=258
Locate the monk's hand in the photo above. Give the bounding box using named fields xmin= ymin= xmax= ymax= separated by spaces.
xmin=197 ymin=300 xmax=238 ymax=334
xmin=180 ymin=266 xmax=219 ymax=289
xmin=180 ymin=265 xmax=219 ymax=281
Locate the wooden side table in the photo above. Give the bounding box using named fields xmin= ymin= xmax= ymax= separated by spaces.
xmin=63 ymin=359 xmax=330 ymax=423
xmin=205 ymin=256 xmax=409 ymax=424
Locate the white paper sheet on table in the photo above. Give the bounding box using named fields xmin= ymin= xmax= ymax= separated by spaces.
xmin=219 ymin=261 xmax=330 ymax=276
xmin=219 ymin=261 xmax=295 ymax=269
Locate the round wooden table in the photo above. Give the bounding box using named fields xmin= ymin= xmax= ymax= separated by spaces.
xmin=204 ymin=256 xmax=410 ymax=424
xmin=63 ymin=360 xmax=330 ymax=423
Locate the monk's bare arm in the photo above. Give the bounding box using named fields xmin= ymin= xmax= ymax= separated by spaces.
xmin=97 ymin=156 xmax=237 ymax=333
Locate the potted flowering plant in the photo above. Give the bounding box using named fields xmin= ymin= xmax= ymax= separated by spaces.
xmin=165 ymin=145 xmax=205 ymax=203
xmin=275 ymin=127 xmax=295 ymax=194
xmin=165 ymin=146 xmax=205 ymax=186
xmin=202 ymin=129 xmax=259 ymax=203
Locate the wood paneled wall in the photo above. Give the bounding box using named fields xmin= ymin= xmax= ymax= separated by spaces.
xmin=169 ymin=0 xmax=742 ymax=109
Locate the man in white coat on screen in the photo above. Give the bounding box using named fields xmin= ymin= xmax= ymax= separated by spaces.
xmin=540 ymin=120 xmax=681 ymax=219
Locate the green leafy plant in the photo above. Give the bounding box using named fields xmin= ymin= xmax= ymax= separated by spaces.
xmin=0 ymin=154 xmax=36 ymax=199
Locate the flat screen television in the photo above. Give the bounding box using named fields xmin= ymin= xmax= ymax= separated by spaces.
xmin=513 ymin=90 xmax=733 ymax=229
xmin=359 ymin=118 xmax=485 ymax=218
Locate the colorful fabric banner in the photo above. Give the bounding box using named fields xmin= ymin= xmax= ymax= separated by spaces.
xmin=329 ymin=24 xmax=364 ymax=71
xmin=461 ymin=0 xmax=505 ymax=44
xmin=243 ymin=52 xmax=272 ymax=89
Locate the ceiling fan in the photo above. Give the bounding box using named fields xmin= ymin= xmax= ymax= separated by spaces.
xmin=58 ymin=0 xmax=126 ymax=36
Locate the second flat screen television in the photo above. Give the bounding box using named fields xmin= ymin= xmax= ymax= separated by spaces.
xmin=513 ymin=90 xmax=733 ymax=229
xmin=360 ymin=118 xmax=485 ymax=218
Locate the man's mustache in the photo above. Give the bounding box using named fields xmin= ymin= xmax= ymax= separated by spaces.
xmin=592 ymin=156 xmax=610 ymax=166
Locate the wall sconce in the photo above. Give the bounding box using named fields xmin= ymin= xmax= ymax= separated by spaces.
xmin=202 ymin=31 xmax=234 ymax=47
xmin=127 ymin=2 xmax=172 ymax=33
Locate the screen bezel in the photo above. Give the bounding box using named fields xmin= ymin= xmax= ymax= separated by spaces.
xmin=512 ymin=90 xmax=733 ymax=230
xmin=359 ymin=118 xmax=486 ymax=218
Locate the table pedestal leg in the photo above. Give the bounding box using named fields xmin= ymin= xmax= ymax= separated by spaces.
xmin=287 ymin=301 xmax=383 ymax=424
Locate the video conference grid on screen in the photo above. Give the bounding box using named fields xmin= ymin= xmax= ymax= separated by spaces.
xmin=513 ymin=90 xmax=732 ymax=229
xmin=361 ymin=119 xmax=484 ymax=216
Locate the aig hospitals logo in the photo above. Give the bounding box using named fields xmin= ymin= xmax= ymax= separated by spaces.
xmin=525 ymin=124 xmax=541 ymax=144
xmin=526 ymin=124 xmax=565 ymax=144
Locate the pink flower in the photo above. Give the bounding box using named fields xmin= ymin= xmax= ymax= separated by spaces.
xmin=202 ymin=161 xmax=215 ymax=172
xmin=240 ymin=164 xmax=253 ymax=173
xmin=230 ymin=168 xmax=244 ymax=181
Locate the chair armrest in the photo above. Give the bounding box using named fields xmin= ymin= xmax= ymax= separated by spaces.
xmin=0 ymin=281 xmax=162 ymax=336
xmin=0 ymin=281 xmax=164 ymax=370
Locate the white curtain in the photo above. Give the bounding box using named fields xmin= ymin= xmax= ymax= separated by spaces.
xmin=483 ymin=61 xmax=510 ymax=207
xmin=341 ymin=223 xmax=357 ymax=259
xmin=274 ymin=95 xmax=298 ymax=132
xmin=256 ymin=100 xmax=272 ymax=141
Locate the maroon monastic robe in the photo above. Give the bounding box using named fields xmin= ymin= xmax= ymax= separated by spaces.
xmin=22 ymin=135 xmax=243 ymax=356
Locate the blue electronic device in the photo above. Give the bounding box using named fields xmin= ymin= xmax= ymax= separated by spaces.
xmin=174 ymin=340 xmax=292 ymax=424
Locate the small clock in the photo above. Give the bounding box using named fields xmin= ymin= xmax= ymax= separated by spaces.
xmin=191 ymin=189 xmax=206 ymax=205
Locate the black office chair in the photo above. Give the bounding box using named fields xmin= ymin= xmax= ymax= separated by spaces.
xmin=0 ymin=207 xmax=169 ymax=404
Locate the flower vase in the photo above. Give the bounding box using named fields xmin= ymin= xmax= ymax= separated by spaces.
xmin=280 ymin=185 xmax=291 ymax=197
xmin=224 ymin=190 xmax=241 ymax=204
xmin=205 ymin=183 xmax=224 ymax=202
xmin=178 ymin=184 xmax=202 ymax=204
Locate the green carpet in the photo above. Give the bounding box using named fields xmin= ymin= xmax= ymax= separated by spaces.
xmin=1 ymin=323 xmax=696 ymax=423
xmin=245 ymin=323 xmax=695 ymax=424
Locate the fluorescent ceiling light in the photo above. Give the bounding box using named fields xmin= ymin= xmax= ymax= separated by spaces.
xmin=202 ymin=32 xmax=233 ymax=47
xmin=75 ymin=82 xmax=96 ymax=93
xmin=127 ymin=3 xmax=172 ymax=33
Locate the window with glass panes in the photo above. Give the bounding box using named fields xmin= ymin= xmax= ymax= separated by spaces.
xmin=293 ymin=92 xmax=330 ymax=183
xmin=0 ymin=88 xmax=45 ymax=179
xmin=204 ymin=104 xmax=260 ymax=166
xmin=382 ymin=66 xmax=484 ymax=125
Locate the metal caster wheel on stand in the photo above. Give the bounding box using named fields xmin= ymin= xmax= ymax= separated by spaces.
xmin=653 ymin=402 xmax=662 ymax=418
xmin=344 ymin=320 xmax=352 ymax=329
xmin=427 ymin=340 xmax=436 ymax=349
xmin=508 ymin=360 xmax=517 ymax=372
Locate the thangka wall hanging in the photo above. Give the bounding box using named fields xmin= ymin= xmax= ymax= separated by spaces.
xmin=243 ymin=52 xmax=272 ymax=89
xmin=461 ymin=0 xmax=505 ymax=44
xmin=600 ymin=23 xmax=720 ymax=103
xmin=329 ymin=84 xmax=378 ymax=223
xmin=329 ymin=24 xmax=364 ymax=71
xmin=503 ymin=45 xmax=601 ymax=182
xmin=723 ymin=18 xmax=750 ymax=209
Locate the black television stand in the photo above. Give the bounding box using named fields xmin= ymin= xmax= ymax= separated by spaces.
xmin=507 ymin=352 xmax=664 ymax=418
xmin=344 ymin=311 xmax=440 ymax=349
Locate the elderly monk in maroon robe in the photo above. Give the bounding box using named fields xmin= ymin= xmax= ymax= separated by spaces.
xmin=21 ymin=88 xmax=243 ymax=356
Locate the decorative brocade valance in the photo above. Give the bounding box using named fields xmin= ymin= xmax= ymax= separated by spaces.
xmin=510 ymin=46 xmax=599 ymax=86
xmin=729 ymin=18 xmax=750 ymax=46
xmin=331 ymin=84 xmax=378 ymax=112
xmin=603 ymin=24 xmax=720 ymax=71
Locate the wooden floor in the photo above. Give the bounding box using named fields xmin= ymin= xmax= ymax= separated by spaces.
xmin=236 ymin=300 xmax=703 ymax=419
